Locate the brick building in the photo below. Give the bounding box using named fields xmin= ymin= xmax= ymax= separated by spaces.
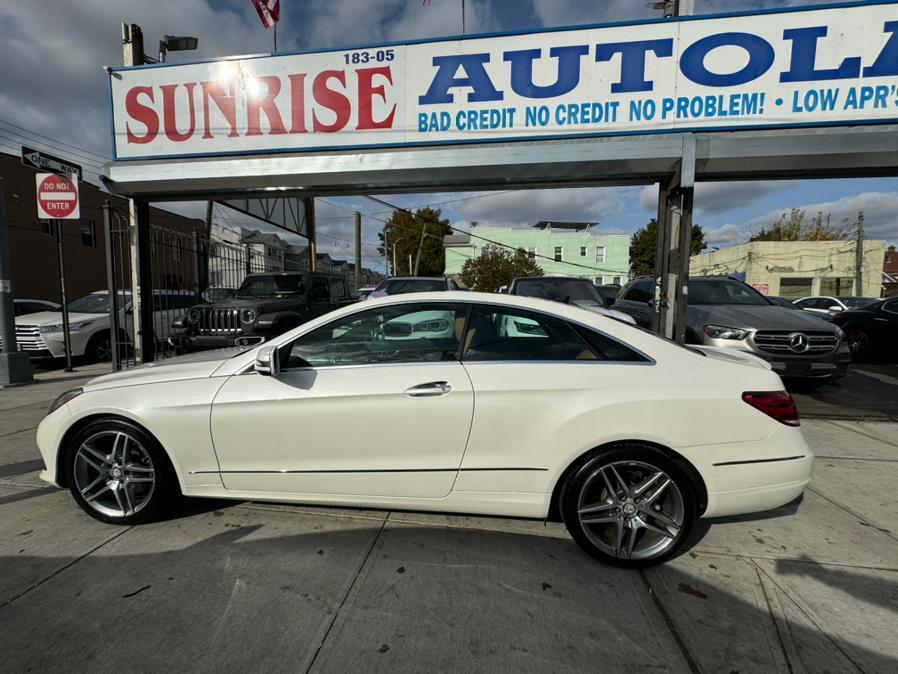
xmin=1 ymin=151 xmax=202 ymax=304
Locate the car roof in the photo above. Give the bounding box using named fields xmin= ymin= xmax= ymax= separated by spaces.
xmin=383 ymin=276 xmax=447 ymax=281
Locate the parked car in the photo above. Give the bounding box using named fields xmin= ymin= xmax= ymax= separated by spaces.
xmin=765 ymin=296 xmax=803 ymax=310
xmin=12 ymin=290 xmax=194 ymax=362
xmin=794 ymin=295 xmax=879 ymax=317
xmin=595 ymin=284 xmax=622 ymax=305
xmin=614 ymin=276 xmax=850 ymax=381
xmin=38 ymin=291 xmax=811 ymax=568
xmin=508 ymin=277 xmax=635 ymax=324
xmin=832 ymin=298 xmax=896 ymax=358
xmin=14 ymin=299 xmax=60 ymax=317
xmin=170 ymin=271 xmax=352 ymax=351
xmin=368 ymin=276 xmax=456 ymax=298
xmin=353 ymin=286 xmax=376 ymax=301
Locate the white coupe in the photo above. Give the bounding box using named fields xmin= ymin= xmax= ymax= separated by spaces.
xmin=36 ymin=292 xmax=813 ymax=567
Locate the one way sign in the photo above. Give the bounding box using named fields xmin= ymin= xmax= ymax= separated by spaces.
xmin=21 ymin=146 xmax=83 ymax=181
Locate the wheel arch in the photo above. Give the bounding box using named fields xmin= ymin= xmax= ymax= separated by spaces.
xmin=547 ymin=440 xmax=708 ymax=522
xmin=56 ymin=413 xmax=179 ymax=491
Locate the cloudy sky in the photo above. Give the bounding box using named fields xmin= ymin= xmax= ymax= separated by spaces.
xmin=1 ymin=0 xmax=896 ymax=270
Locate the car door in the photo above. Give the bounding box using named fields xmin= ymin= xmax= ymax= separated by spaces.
xmin=210 ymin=301 xmax=474 ymax=498
xmin=454 ymin=303 xmax=655 ymax=493
xmin=614 ymin=280 xmax=654 ymax=327
xmin=873 ymin=299 xmax=898 ymax=344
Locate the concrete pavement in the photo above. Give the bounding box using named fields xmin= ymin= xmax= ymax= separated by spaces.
xmin=0 ymin=370 xmax=896 ymax=672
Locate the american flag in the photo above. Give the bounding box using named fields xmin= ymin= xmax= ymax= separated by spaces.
xmin=251 ymin=0 xmax=280 ymax=28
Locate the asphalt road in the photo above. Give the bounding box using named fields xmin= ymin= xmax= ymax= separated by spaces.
xmin=790 ymin=361 xmax=898 ymax=422
xmin=0 ymin=368 xmax=896 ymax=672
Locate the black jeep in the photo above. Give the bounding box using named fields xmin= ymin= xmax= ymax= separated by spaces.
xmin=170 ymin=271 xmax=351 ymax=351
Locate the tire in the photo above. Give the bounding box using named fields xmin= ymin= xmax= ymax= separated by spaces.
xmin=85 ymin=331 xmax=112 ymax=363
xmin=843 ymin=328 xmax=871 ymax=359
xmin=560 ymin=444 xmax=696 ymax=568
xmin=64 ymin=418 xmax=178 ymax=525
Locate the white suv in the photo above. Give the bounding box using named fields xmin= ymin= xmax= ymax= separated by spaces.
xmin=12 ymin=290 xmax=195 ymax=362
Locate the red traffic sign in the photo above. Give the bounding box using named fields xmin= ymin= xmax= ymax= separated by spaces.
xmin=36 ymin=173 xmax=80 ymax=220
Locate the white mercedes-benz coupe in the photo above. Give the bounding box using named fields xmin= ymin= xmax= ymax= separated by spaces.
xmin=36 ymin=292 xmax=812 ymax=567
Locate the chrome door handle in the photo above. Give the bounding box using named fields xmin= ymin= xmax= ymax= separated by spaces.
xmin=405 ymin=381 xmax=452 ymax=397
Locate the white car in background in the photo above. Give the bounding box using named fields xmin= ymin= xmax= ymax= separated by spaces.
xmin=37 ymin=292 xmax=812 ymax=567
xmin=14 ymin=290 xmax=194 ymax=362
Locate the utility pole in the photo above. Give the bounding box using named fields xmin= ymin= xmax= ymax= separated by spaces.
xmin=392 ymin=244 xmax=398 ymax=277
xmin=413 ymin=220 xmax=428 ymax=276
xmin=354 ymin=211 xmax=362 ymax=291
xmin=855 ymin=210 xmax=865 ymax=295
xmin=0 ymin=177 xmax=33 ymax=385
xmin=305 ymin=197 xmax=317 ymax=271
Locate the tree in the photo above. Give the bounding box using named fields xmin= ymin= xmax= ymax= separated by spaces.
xmin=377 ymin=207 xmax=452 ymax=277
xmin=749 ymin=209 xmax=850 ymax=242
xmin=460 ymin=245 xmax=543 ymax=292
xmin=629 ymin=219 xmax=706 ymax=275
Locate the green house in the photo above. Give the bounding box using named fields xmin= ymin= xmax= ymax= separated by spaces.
xmin=444 ymin=221 xmax=630 ymax=284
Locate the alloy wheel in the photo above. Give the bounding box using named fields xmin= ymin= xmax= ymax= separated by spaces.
xmin=73 ymin=430 xmax=155 ymax=518
xmin=576 ymin=460 xmax=685 ymax=561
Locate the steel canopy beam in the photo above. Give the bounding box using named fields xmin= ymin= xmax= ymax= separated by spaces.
xmin=102 ymin=125 xmax=898 ymax=200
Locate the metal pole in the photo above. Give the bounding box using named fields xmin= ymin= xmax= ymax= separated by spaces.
xmin=673 ymin=187 xmax=694 ymax=344
xmin=102 ymin=201 xmax=121 ymax=371
xmin=305 ymin=197 xmax=317 ymax=272
xmin=0 ymin=176 xmax=33 ymax=385
xmin=462 ymin=0 xmax=466 ymax=35
xmin=55 ymin=220 xmax=73 ymax=372
xmin=132 ymin=199 xmax=154 ymax=363
xmin=274 ymin=23 xmax=278 ymax=52
xmin=652 ymin=185 xmax=671 ymax=335
xmin=354 ymin=211 xmax=362 ymax=291
xmin=413 ymin=218 xmax=428 ymax=276
xmin=392 ymin=244 xmax=397 ymax=277
xmin=855 ymin=210 xmax=865 ymax=295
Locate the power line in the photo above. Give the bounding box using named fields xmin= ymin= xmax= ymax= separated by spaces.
xmin=0 ymin=118 xmax=111 ymax=162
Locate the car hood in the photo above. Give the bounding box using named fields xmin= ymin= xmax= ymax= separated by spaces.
xmin=687 ymin=304 xmax=836 ymax=332
xmin=14 ymin=311 xmax=107 ymax=327
xmin=83 ymin=347 xmax=247 ymax=391
xmin=194 ymin=297 xmax=304 ymax=313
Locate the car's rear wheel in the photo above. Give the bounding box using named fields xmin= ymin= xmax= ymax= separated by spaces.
xmin=85 ymin=331 xmax=111 ymax=362
xmin=65 ymin=420 xmax=175 ymax=524
xmin=561 ymin=445 xmax=695 ymax=568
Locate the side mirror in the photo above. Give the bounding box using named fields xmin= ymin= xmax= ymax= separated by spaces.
xmin=828 ymin=306 xmax=841 ymax=312
xmin=254 ymin=344 xmax=280 ymax=377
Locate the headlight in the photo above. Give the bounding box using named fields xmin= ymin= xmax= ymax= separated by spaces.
xmin=413 ymin=319 xmax=449 ymax=332
xmin=241 ymin=309 xmax=258 ymax=324
xmin=188 ymin=309 xmax=201 ymax=322
xmin=48 ymin=387 xmax=83 ymax=415
xmin=703 ymin=324 xmax=749 ymax=340
xmin=39 ymin=320 xmax=94 ymax=333
xmin=834 ymin=326 xmax=846 ymax=340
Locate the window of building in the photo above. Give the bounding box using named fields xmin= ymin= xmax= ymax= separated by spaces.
xmin=554 ymin=246 xmax=563 ymax=262
xmin=526 ymin=247 xmax=537 ymax=260
xmin=595 ymin=246 xmax=605 ymax=263
xmin=595 ymin=277 xmax=603 ymax=284
xmin=80 ymin=220 xmax=96 ymax=248
xmin=612 ymin=276 xmax=622 ymax=285
xmin=778 ymin=277 xmax=813 ymax=299
xmin=580 ymin=246 xmax=588 ymax=257
xmin=819 ymin=277 xmax=855 ymax=296
xmin=463 ymin=305 xmax=595 ymax=362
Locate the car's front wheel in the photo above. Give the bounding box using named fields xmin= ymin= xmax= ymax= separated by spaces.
xmin=843 ymin=327 xmax=871 ymax=358
xmin=561 ymin=445 xmax=696 ymax=568
xmin=65 ymin=419 xmax=176 ymax=524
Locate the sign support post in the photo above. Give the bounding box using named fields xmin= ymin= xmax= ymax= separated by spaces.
xmin=54 ymin=220 xmax=73 ymax=372
xmin=0 ymin=177 xmax=34 ymax=386
xmin=354 ymin=211 xmax=362 ymax=292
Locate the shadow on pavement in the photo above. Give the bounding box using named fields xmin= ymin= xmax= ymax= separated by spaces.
xmin=789 ymin=362 xmax=898 ymax=421
xmin=0 ymin=522 xmax=894 ymax=672
xmin=776 ymin=554 xmax=898 ymax=614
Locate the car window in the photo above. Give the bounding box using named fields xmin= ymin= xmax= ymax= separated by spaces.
xmin=689 ymin=279 xmax=769 ymax=305
xmin=331 ymin=279 xmax=348 ymax=301
xmin=623 ymin=280 xmax=653 ymax=304
xmin=462 ymin=305 xmax=596 ymax=362
xmin=794 ymin=298 xmax=815 ymax=309
xmin=512 ymin=279 xmax=605 ymax=306
xmin=574 ymin=327 xmax=652 ymax=362
xmin=374 ymin=279 xmax=450 ymax=295
xmin=310 ymin=278 xmax=330 ymax=303
xmin=883 ymin=300 xmax=898 ymax=315
xmin=282 ymin=302 xmax=468 ymax=368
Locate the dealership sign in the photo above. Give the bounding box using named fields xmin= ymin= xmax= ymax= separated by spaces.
xmin=110 ymin=1 xmax=898 ymax=160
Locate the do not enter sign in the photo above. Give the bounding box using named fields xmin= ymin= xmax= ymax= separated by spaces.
xmin=36 ymin=172 xmax=80 ymax=220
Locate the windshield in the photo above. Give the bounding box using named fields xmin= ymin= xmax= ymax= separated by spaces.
xmin=375 ymin=279 xmax=447 ymax=295
xmin=513 ymin=279 xmax=605 ymax=305
xmin=237 ymin=275 xmax=305 ymax=297
xmin=67 ymin=291 xmax=131 ymax=314
xmin=837 ymin=296 xmax=879 ymax=309
xmin=688 ymin=279 xmax=769 ymax=305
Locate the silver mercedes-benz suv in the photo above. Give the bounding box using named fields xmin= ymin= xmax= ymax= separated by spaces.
xmin=614 ymin=276 xmax=851 ymax=381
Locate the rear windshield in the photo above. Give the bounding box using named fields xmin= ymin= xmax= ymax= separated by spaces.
xmin=375 ymin=279 xmax=447 ymax=295
xmin=689 ymin=279 xmax=769 ymax=305
xmin=513 ymin=279 xmax=605 ymax=305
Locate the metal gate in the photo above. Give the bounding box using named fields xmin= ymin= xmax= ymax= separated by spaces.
xmin=104 ymin=205 xmax=315 ymax=369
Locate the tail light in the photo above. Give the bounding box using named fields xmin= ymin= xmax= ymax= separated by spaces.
xmin=742 ymin=391 xmax=800 ymax=426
